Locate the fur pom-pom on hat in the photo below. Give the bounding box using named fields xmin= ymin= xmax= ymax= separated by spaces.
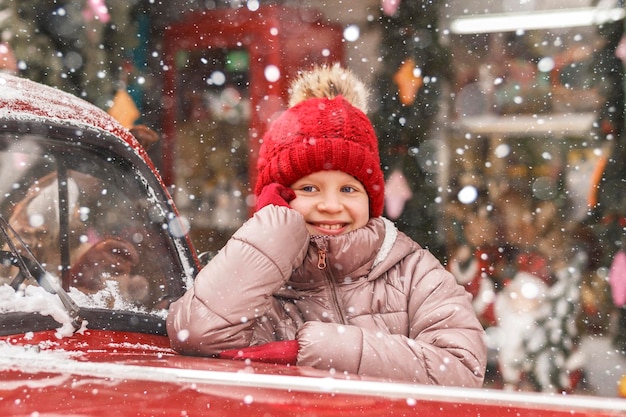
xmin=255 ymin=64 xmax=385 ymax=217
xmin=288 ymin=63 xmax=371 ymax=113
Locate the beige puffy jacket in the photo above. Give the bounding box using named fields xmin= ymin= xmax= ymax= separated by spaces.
xmin=167 ymin=206 xmax=487 ymax=387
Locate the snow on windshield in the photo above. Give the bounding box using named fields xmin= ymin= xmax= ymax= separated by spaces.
xmin=0 ymin=284 xmax=77 ymax=338
xmin=0 ymin=280 xmax=167 ymax=339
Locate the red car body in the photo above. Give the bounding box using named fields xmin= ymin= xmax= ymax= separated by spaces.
xmin=0 ymin=74 xmax=624 ymax=416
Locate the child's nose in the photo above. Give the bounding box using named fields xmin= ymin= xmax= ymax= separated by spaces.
xmin=318 ymin=193 xmax=342 ymax=212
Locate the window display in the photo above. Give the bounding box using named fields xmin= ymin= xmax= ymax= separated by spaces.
xmin=445 ymin=9 xmax=623 ymax=393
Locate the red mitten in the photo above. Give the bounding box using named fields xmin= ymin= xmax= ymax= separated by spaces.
xmin=218 ymin=340 xmax=299 ymax=365
xmin=255 ymin=183 xmax=296 ymax=212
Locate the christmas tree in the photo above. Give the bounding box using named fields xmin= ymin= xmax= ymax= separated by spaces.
xmin=374 ymin=0 xmax=450 ymax=257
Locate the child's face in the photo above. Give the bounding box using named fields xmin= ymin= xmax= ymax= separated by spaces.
xmin=290 ymin=170 xmax=369 ymax=236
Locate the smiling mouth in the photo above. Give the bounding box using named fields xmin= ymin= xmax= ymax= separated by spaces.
xmin=315 ymin=223 xmax=345 ymax=231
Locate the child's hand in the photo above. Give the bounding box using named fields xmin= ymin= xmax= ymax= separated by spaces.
xmin=218 ymin=340 xmax=299 ymax=365
xmin=255 ymin=183 xmax=296 ymax=212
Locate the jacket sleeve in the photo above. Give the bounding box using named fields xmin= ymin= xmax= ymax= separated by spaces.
xmin=296 ymin=250 xmax=487 ymax=388
xmin=166 ymin=206 xmax=309 ymax=355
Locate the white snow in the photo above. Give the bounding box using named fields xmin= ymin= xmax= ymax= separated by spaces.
xmin=68 ymin=280 xmax=147 ymax=312
xmin=0 ymin=284 xmax=71 ymax=324
xmin=0 ymin=280 xmax=167 ymax=338
xmin=0 ymin=74 xmax=120 ymax=136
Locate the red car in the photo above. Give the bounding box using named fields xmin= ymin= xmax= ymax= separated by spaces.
xmin=0 ymin=73 xmax=624 ymax=416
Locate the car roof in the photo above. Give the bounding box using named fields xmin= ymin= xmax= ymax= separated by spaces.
xmin=0 ymin=73 xmax=141 ymax=152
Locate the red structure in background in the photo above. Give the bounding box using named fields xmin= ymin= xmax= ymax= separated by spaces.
xmin=161 ymin=5 xmax=344 ymax=190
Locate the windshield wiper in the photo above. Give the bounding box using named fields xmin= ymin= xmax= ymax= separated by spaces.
xmin=0 ymin=214 xmax=82 ymax=330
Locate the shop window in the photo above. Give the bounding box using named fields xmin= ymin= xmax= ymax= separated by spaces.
xmin=444 ymin=5 xmax=624 ymax=393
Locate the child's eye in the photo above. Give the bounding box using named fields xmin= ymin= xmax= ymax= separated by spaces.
xmin=341 ymin=186 xmax=357 ymax=193
xmin=301 ymin=185 xmax=316 ymax=192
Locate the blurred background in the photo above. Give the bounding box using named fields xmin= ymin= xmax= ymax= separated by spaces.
xmin=1 ymin=0 xmax=626 ymax=397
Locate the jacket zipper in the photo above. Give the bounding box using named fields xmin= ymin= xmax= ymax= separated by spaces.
xmin=317 ymin=247 xmax=327 ymax=269
xmin=313 ymin=236 xmax=346 ymax=324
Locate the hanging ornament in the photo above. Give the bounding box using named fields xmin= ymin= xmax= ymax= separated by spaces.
xmin=587 ymin=152 xmax=608 ymax=208
xmin=609 ymin=250 xmax=626 ymax=307
xmin=393 ymin=58 xmax=423 ymax=106
xmin=83 ymin=0 xmax=110 ymax=23
xmin=107 ymin=88 xmax=140 ymax=129
xmin=620 ymin=373 xmax=626 ymax=398
xmin=384 ymin=169 xmax=413 ymax=219
xmin=381 ymin=0 xmax=401 ymax=16
xmin=0 ymin=42 xmax=17 ymax=74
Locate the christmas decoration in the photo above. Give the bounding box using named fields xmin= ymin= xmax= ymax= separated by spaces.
xmin=449 ymin=245 xmax=499 ymax=328
xmin=620 ymin=373 xmax=626 ymax=397
xmin=384 ymin=168 xmax=413 ymax=220
xmin=83 ymin=0 xmax=110 ymax=23
xmin=107 ymin=87 xmax=140 ymax=129
xmin=0 ymin=42 xmax=16 ymax=73
xmin=374 ymin=0 xmax=450 ymax=258
xmin=381 ymin=0 xmax=401 ymax=16
xmin=0 ymin=0 xmax=141 ymax=110
xmin=393 ymin=58 xmax=423 ymax=106
xmin=494 ymin=256 xmax=584 ymax=393
xmin=610 ymin=250 xmax=626 ymax=307
xmin=521 ymin=258 xmax=585 ymax=393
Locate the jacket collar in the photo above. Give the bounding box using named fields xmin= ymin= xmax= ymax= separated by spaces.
xmin=289 ymin=217 xmax=397 ymax=285
xmin=373 ymin=217 xmax=397 ymax=268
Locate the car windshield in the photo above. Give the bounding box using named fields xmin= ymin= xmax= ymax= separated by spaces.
xmin=0 ymin=131 xmax=187 ymax=322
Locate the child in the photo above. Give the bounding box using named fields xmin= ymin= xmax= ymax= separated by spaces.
xmin=167 ymin=64 xmax=487 ymax=387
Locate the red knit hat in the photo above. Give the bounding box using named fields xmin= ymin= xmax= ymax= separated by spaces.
xmin=254 ymin=67 xmax=385 ymax=217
